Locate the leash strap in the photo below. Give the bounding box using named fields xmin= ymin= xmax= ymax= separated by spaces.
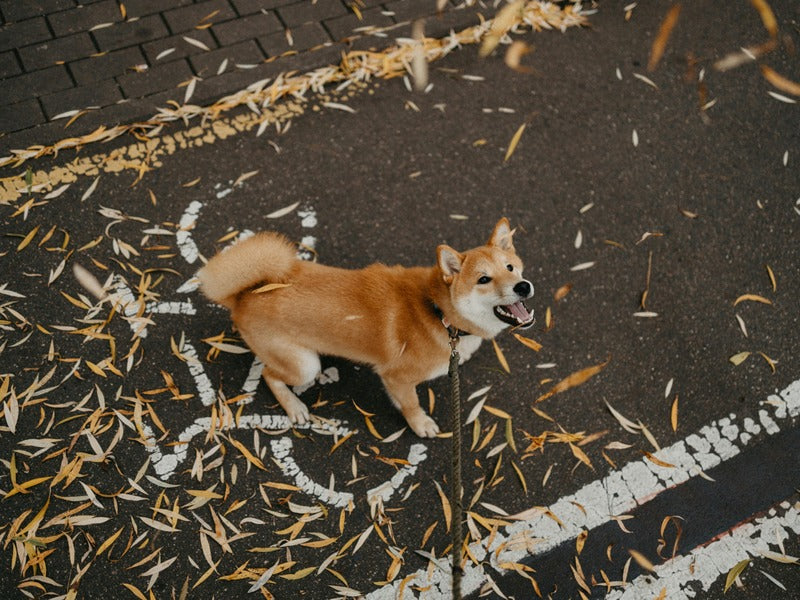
xmin=447 ymin=327 xmax=463 ymax=600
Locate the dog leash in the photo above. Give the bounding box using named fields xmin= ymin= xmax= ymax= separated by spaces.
xmin=446 ymin=324 xmax=464 ymax=600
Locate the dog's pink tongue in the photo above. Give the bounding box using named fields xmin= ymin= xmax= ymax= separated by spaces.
xmin=507 ymin=301 xmax=530 ymax=322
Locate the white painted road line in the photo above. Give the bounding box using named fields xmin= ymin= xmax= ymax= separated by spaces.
xmin=367 ymin=378 xmax=800 ymax=599
xmin=607 ymin=501 xmax=800 ymax=599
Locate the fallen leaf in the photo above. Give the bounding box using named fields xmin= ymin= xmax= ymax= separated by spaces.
xmin=504 ymin=123 xmax=526 ymax=162
xmin=725 ymin=559 xmax=750 ymax=592
xmin=513 ymin=333 xmax=542 ymax=352
xmin=505 ymin=41 xmax=533 ymax=73
xmin=266 ymin=201 xmax=300 ymax=219
xmin=492 ymin=339 xmax=510 ymax=373
xmin=648 ymin=4 xmax=682 ymax=71
xmin=733 ymin=294 xmax=772 ymax=306
xmin=432 ymin=481 xmax=452 ymax=532
xmin=479 ymin=0 xmax=524 ymax=57
xmin=729 ymin=351 xmax=751 ymax=366
xmin=671 ymin=395 xmax=679 ymax=432
xmin=554 ymin=283 xmax=572 ymax=301
xmin=750 ymin=0 xmax=778 ymax=38
xmin=629 ymin=549 xmax=655 ymax=571
xmin=765 ymin=264 xmax=777 ymax=291
xmin=760 ymin=65 xmax=800 ymax=96
xmin=536 ymin=358 xmax=610 ymax=403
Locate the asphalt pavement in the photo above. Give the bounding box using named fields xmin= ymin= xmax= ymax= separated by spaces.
xmin=1 ymin=1 xmax=799 ymax=599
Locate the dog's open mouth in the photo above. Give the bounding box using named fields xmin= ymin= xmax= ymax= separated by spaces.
xmin=494 ymin=301 xmax=534 ymax=328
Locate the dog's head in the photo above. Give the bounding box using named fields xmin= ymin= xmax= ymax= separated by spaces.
xmin=437 ymin=218 xmax=534 ymax=338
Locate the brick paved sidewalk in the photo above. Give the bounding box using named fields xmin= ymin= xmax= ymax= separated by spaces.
xmin=0 ymin=0 xmax=484 ymax=154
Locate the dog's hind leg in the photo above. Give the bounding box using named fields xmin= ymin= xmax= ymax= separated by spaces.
xmin=256 ymin=346 xmax=321 ymax=425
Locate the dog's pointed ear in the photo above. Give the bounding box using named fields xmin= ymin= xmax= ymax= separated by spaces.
xmin=488 ymin=217 xmax=515 ymax=251
xmin=437 ymin=245 xmax=463 ymax=283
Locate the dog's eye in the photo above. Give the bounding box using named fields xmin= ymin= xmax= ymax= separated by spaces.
xmin=506 ymin=264 xmax=514 ymax=272
xmin=478 ymin=276 xmax=492 ymax=284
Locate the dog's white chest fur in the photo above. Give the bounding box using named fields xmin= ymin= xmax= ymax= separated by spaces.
xmin=427 ymin=335 xmax=482 ymax=380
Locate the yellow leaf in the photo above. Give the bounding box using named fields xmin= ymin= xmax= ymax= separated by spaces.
xmin=536 ymin=358 xmax=610 ymax=403
xmin=96 ymin=526 xmax=124 ymax=556
xmin=750 ymin=0 xmax=778 ymax=38
xmin=281 ymin=566 xmax=316 ymax=580
xmin=733 ymin=293 xmax=772 ymax=306
xmin=504 ymin=123 xmax=526 ymax=162
xmin=492 ymin=339 xmax=510 ymax=373
xmin=628 ymin=549 xmax=655 ymax=572
xmin=569 ymin=443 xmax=594 ymax=470
xmin=512 ymin=333 xmax=542 ymax=352
xmin=643 ymin=451 xmax=675 ymax=468
xmin=504 ymin=41 xmax=532 ymax=73
xmin=263 ymin=481 xmax=300 ymax=491
xmin=761 ymin=64 xmax=800 ymax=97
xmin=725 ymin=558 xmax=750 ymax=592
xmin=364 ymin=416 xmax=383 ymax=440
xmin=432 ymin=481 xmax=451 ymax=532
xmin=122 ymin=583 xmax=149 ymax=600
xmin=647 ymin=4 xmax=681 ymax=72
xmin=758 ymin=352 xmax=777 ymax=373
xmin=670 ymin=395 xmax=679 ymax=432
xmin=17 ymin=225 xmax=40 ymax=251
xmin=479 ymin=0 xmax=524 ymax=57
xmin=252 ymin=282 xmax=292 ymax=294
xmin=576 ymin=530 xmax=588 ymax=555
xmin=228 ymin=436 xmax=267 ymax=471
xmin=765 ymin=264 xmax=777 ymax=291
xmin=511 ymin=461 xmax=527 ymax=494
xmin=484 ymin=405 xmax=512 ymax=420
xmin=729 ymin=351 xmax=751 ymax=366
xmin=60 ymin=291 xmax=90 ymax=310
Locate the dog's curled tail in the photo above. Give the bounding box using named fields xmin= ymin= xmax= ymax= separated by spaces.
xmin=197 ymin=232 xmax=296 ymax=308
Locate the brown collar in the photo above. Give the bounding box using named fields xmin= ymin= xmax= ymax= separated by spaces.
xmin=431 ymin=302 xmax=472 ymax=338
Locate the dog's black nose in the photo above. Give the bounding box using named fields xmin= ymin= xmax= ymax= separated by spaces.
xmin=514 ymin=280 xmax=532 ymax=297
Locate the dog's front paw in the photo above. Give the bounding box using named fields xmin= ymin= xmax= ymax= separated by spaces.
xmin=409 ymin=414 xmax=440 ymax=438
xmin=285 ymin=398 xmax=310 ymax=426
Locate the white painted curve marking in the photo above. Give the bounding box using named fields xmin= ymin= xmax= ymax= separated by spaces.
xmin=367 ymin=443 xmax=428 ymax=504
xmin=122 ymin=198 xmax=429 ymax=510
xmin=366 ymin=378 xmax=800 ymax=599
xmin=607 ymin=501 xmax=800 ymax=599
xmin=176 ymin=200 xmax=203 ymax=264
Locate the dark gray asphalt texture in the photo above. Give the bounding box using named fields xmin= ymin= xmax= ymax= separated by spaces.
xmin=1 ymin=1 xmax=799 ymax=599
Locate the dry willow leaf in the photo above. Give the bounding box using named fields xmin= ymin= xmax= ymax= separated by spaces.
xmin=512 ymin=333 xmax=542 ymax=352
xmin=729 ymin=351 xmax=751 ymax=365
xmin=554 ymin=283 xmax=572 ymax=301
xmin=536 ymin=358 xmax=610 ymax=403
xmin=411 ymin=19 xmax=428 ymax=92
xmin=760 ymin=65 xmax=800 ymax=97
xmin=505 ymin=41 xmax=533 ymax=73
xmin=629 ymin=549 xmax=655 ymax=572
xmin=647 ymin=4 xmax=681 ymax=72
xmin=750 ymin=0 xmax=777 ymax=38
xmin=765 ymin=264 xmax=777 ymax=291
xmin=266 ymin=201 xmax=300 ymax=219
xmin=492 ymin=339 xmax=510 ymax=373
xmin=725 ymin=559 xmax=750 ymax=592
xmin=479 ymin=0 xmax=524 ymax=57
xmin=433 ymin=481 xmax=452 ymax=532
xmin=670 ymin=395 xmax=679 ymax=432
xmin=73 ymin=264 xmax=107 ymax=300
xmin=505 ymin=123 xmax=526 ymax=162
xmin=733 ymin=294 xmax=772 ymax=306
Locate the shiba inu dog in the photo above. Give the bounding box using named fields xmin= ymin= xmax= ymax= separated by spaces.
xmin=198 ymin=218 xmax=534 ymax=438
